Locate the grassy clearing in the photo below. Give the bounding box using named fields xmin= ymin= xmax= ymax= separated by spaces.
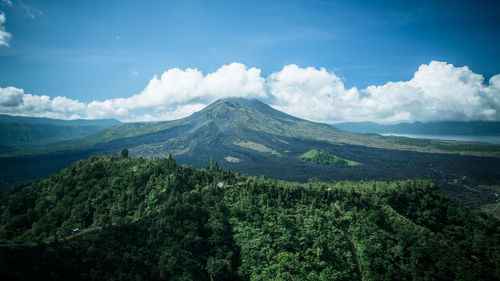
xmin=299 ymin=149 xmax=361 ymax=167
xmin=224 ymin=156 xmax=242 ymax=163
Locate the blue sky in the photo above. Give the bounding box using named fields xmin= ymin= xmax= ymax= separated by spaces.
xmin=0 ymin=0 xmax=499 ymax=122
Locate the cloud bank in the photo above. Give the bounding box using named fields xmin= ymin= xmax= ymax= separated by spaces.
xmin=1 ymin=61 xmax=499 ymax=123
xmin=0 ymin=11 xmax=11 ymax=46
xmin=269 ymin=62 xmax=500 ymax=123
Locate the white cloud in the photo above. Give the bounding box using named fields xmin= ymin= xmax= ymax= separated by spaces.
xmin=268 ymin=64 xmax=361 ymax=122
xmin=2 ymin=1 xmax=42 ymax=18
xmin=0 ymin=62 xmax=267 ymax=121
xmin=0 ymin=86 xmax=88 ymax=119
xmin=109 ymin=62 xmax=266 ymax=116
xmin=0 ymin=61 xmax=499 ymax=123
xmin=0 ymin=86 xmax=23 ymax=106
xmin=18 ymin=0 xmax=42 ymax=18
xmin=371 ymin=61 xmax=500 ymax=122
xmin=269 ymin=61 xmax=500 ymax=123
xmin=0 ymin=11 xmax=11 ymax=47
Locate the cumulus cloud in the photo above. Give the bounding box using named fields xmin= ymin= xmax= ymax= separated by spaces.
xmin=268 ymin=64 xmax=362 ymax=121
xmin=78 ymin=62 xmax=266 ymax=121
xmin=0 ymin=11 xmax=11 ymax=47
xmin=0 ymin=86 xmax=88 ymax=119
xmin=0 ymin=63 xmax=267 ymax=121
xmin=132 ymin=62 xmax=266 ymax=109
xmin=270 ymin=61 xmax=500 ymax=122
xmin=0 ymin=61 xmax=499 ymax=123
xmin=0 ymin=86 xmax=23 ymax=107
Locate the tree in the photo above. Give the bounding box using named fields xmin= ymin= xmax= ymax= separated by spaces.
xmin=120 ymin=148 xmax=129 ymax=158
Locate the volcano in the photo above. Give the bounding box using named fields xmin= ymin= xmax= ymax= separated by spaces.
xmin=1 ymin=98 xmax=500 ymax=211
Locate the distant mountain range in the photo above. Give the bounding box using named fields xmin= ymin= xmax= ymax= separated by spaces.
xmin=4 ymin=98 xmax=499 ymax=158
xmin=332 ymin=121 xmax=500 ymax=136
xmin=0 ymin=114 xmax=120 ymax=153
xmin=1 ymin=98 xmax=499 ymax=212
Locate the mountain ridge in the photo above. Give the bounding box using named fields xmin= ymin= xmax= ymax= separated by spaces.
xmin=0 ymin=114 xmax=121 ymax=152
xmin=333 ymin=121 xmax=500 ymax=136
xmin=5 ymin=98 xmax=499 ymax=158
xmin=0 ymin=114 xmax=120 ymax=126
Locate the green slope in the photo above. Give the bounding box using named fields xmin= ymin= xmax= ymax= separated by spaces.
xmin=299 ymin=149 xmax=361 ymax=166
xmin=0 ymin=155 xmax=498 ymax=280
xmin=0 ymin=114 xmax=120 ymax=151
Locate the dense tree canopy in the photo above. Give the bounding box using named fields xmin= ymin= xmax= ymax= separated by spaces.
xmin=0 ymin=154 xmax=498 ymax=280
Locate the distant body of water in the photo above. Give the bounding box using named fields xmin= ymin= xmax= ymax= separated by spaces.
xmin=380 ymin=133 xmax=500 ymax=145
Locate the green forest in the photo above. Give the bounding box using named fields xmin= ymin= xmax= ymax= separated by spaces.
xmin=0 ymin=153 xmax=498 ymax=280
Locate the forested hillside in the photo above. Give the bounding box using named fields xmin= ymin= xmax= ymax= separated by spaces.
xmin=0 ymin=114 xmax=120 ymax=152
xmin=0 ymin=154 xmax=498 ymax=280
